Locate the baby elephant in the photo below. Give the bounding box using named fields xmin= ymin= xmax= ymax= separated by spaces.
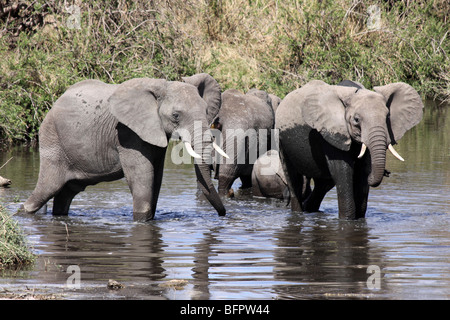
xmin=20 ymin=73 xmax=228 ymax=221
xmin=252 ymin=150 xmax=311 ymax=201
xmin=251 ymin=150 xmax=288 ymax=199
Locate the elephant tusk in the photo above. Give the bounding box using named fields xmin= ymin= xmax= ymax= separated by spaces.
xmin=388 ymin=144 xmax=405 ymax=162
xmin=184 ymin=142 xmax=202 ymax=159
xmin=358 ymin=143 xmax=367 ymax=159
xmin=213 ymin=141 xmax=230 ymax=159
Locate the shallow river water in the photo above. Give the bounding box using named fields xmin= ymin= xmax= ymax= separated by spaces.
xmin=0 ymin=100 xmax=448 ymax=300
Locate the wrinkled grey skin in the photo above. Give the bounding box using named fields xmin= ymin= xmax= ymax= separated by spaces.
xmin=251 ymin=150 xmax=311 ymax=200
xmin=21 ymin=73 xmax=226 ymax=221
xmin=268 ymin=94 xmax=282 ymax=113
xmin=212 ymin=89 xmax=276 ymax=195
xmin=276 ymin=80 xmax=424 ymax=220
xmin=251 ymin=150 xmax=287 ymax=199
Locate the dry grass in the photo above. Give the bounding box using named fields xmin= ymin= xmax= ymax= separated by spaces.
xmin=0 ymin=205 xmax=34 ymax=269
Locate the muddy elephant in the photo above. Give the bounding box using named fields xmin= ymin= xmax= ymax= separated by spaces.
xmin=276 ymin=80 xmax=424 ymax=219
xmin=212 ymin=89 xmax=276 ymax=196
xmin=20 ymin=73 xmax=229 ymax=221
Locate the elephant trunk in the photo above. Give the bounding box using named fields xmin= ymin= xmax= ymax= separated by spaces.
xmin=189 ymin=121 xmax=226 ymax=216
xmin=365 ymin=126 xmax=388 ymax=187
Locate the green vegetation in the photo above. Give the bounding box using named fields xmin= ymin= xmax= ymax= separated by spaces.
xmin=0 ymin=205 xmax=35 ymax=269
xmin=0 ymin=0 xmax=448 ymax=144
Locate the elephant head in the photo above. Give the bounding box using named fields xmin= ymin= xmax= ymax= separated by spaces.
xmin=299 ymin=80 xmax=424 ymax=187
xmin=108 ymin=73 xmax=227 ymax=216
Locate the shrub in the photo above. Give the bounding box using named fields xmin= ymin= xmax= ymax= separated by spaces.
xmin=0 ymin=0 xmax=448 ymax=144
xmin=0 ymin=205 xmax=35 ymax=269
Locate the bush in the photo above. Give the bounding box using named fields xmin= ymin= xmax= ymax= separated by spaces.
xmin=0 ymin=205 xmax=35 ymax=269
xmin=0 ymin=0 xmax=448 ymax=144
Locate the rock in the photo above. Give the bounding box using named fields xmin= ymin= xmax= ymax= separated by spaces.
xmin=107 ymin=279 xmax=124 ymax=290
xmin=0 ymin=176 xmax=11 ymax=187
xmin=159 ymin=279 xmax=188 ymax=290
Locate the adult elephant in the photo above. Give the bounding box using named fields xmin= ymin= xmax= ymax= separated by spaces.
xmin=20 ymin=73 xmax=228 ymax=221
xmin=276 ymin=80 xmax=424 ymax=219
xmin=212 ymin=89 xmax=276 ymax=196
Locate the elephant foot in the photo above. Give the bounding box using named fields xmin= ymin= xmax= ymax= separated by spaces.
xmin=133 ymin=211 xmax=155 ymax=222
xmin=290 ymin=196 xmax=302 ymax=213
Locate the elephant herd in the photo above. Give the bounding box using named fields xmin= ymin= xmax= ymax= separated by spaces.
xmin=18 ymin=73 xmax=424 ymax=221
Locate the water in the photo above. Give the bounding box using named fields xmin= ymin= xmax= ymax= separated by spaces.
xmin=0 ymin=100 xmax=448 ymax=300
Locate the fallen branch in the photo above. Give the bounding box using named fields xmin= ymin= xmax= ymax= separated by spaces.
xmin=0 ymin=157 xmax=13 ymax=171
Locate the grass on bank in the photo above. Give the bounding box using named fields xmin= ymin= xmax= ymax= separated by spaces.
xmin=0 ymin=0 xmax=449 ymax=145
xmin=0 ymin=204 xmax=35 ymax=269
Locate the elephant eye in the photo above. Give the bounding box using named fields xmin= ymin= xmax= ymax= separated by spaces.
xmin=353 ymin=115 xmax=360 ymax=125
xmin=172 ymin=112 xmax=180 ymax=122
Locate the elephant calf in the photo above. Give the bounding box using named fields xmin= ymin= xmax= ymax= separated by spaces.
xmin=20 ymin=73 xmax=229 ymax=221
xmin=252 ymin=150 xmax=311 ymax=201
xmin=276 ymin=80 xmax=424 ymax=220
xmin=212 ymin=89 xmax=278 ymax=196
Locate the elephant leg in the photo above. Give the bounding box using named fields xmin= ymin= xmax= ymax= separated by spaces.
xmin=353 ymin=159 xmax=370 ymax=219
xmin=218 ymin=164 xmax=238 ymax=195
xmin=118 ymin=145 xmax=166 ymax=221
xmin=326 ymin=155 xmax=356 ymax=220
xmin=239 ymin=174 xmax=252 ymax=189
xmin=21 ymin=160 xmax=68 ymax=214
xmin=52 ymin=181 xmax=86 ymax=215
xmin=303 ymin=178 xmax=334 ymax=212
xmin=278 ymin=144 xmax=304 ymax=212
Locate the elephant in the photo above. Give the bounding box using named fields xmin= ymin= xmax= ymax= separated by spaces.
xmin=211 ymin=88 xmax=277 ymax=196
xmin=251 ymin=150 xmax=311 ymax=200
xmin=20 ymin=73 xmax=229 ymax=221
xmin=276 ymin=79 xmax=424 ymax=220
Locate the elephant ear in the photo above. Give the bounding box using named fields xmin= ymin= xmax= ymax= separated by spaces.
xmin=182 ymin=73 xmax=222 ymax=125
xmin=268 ymin=94 xmax=282 ymax=112
xmin=301 ymin=80 xmax=354 ymax=151
xmin=373 ymin=82 xmax=424 ymax=143
xmin=246 ymin=88 xmax=272 ymax=106
xmin=108 ymin=78 xmax=168 ymax=148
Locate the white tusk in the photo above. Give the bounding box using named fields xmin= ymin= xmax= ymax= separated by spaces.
xmin=213 ymin=141 xmax=230 ymax=159
xmin=358 ymin=143 xmax=367 ymax=159
xmin=388 ymin=144 xmax=405 ymax=162
xmin=184 ymin=142 xmax=201 ymax=159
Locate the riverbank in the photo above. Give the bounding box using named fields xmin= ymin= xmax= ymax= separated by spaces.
xmin=0 ymin=0 xmax=448 ymax=145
